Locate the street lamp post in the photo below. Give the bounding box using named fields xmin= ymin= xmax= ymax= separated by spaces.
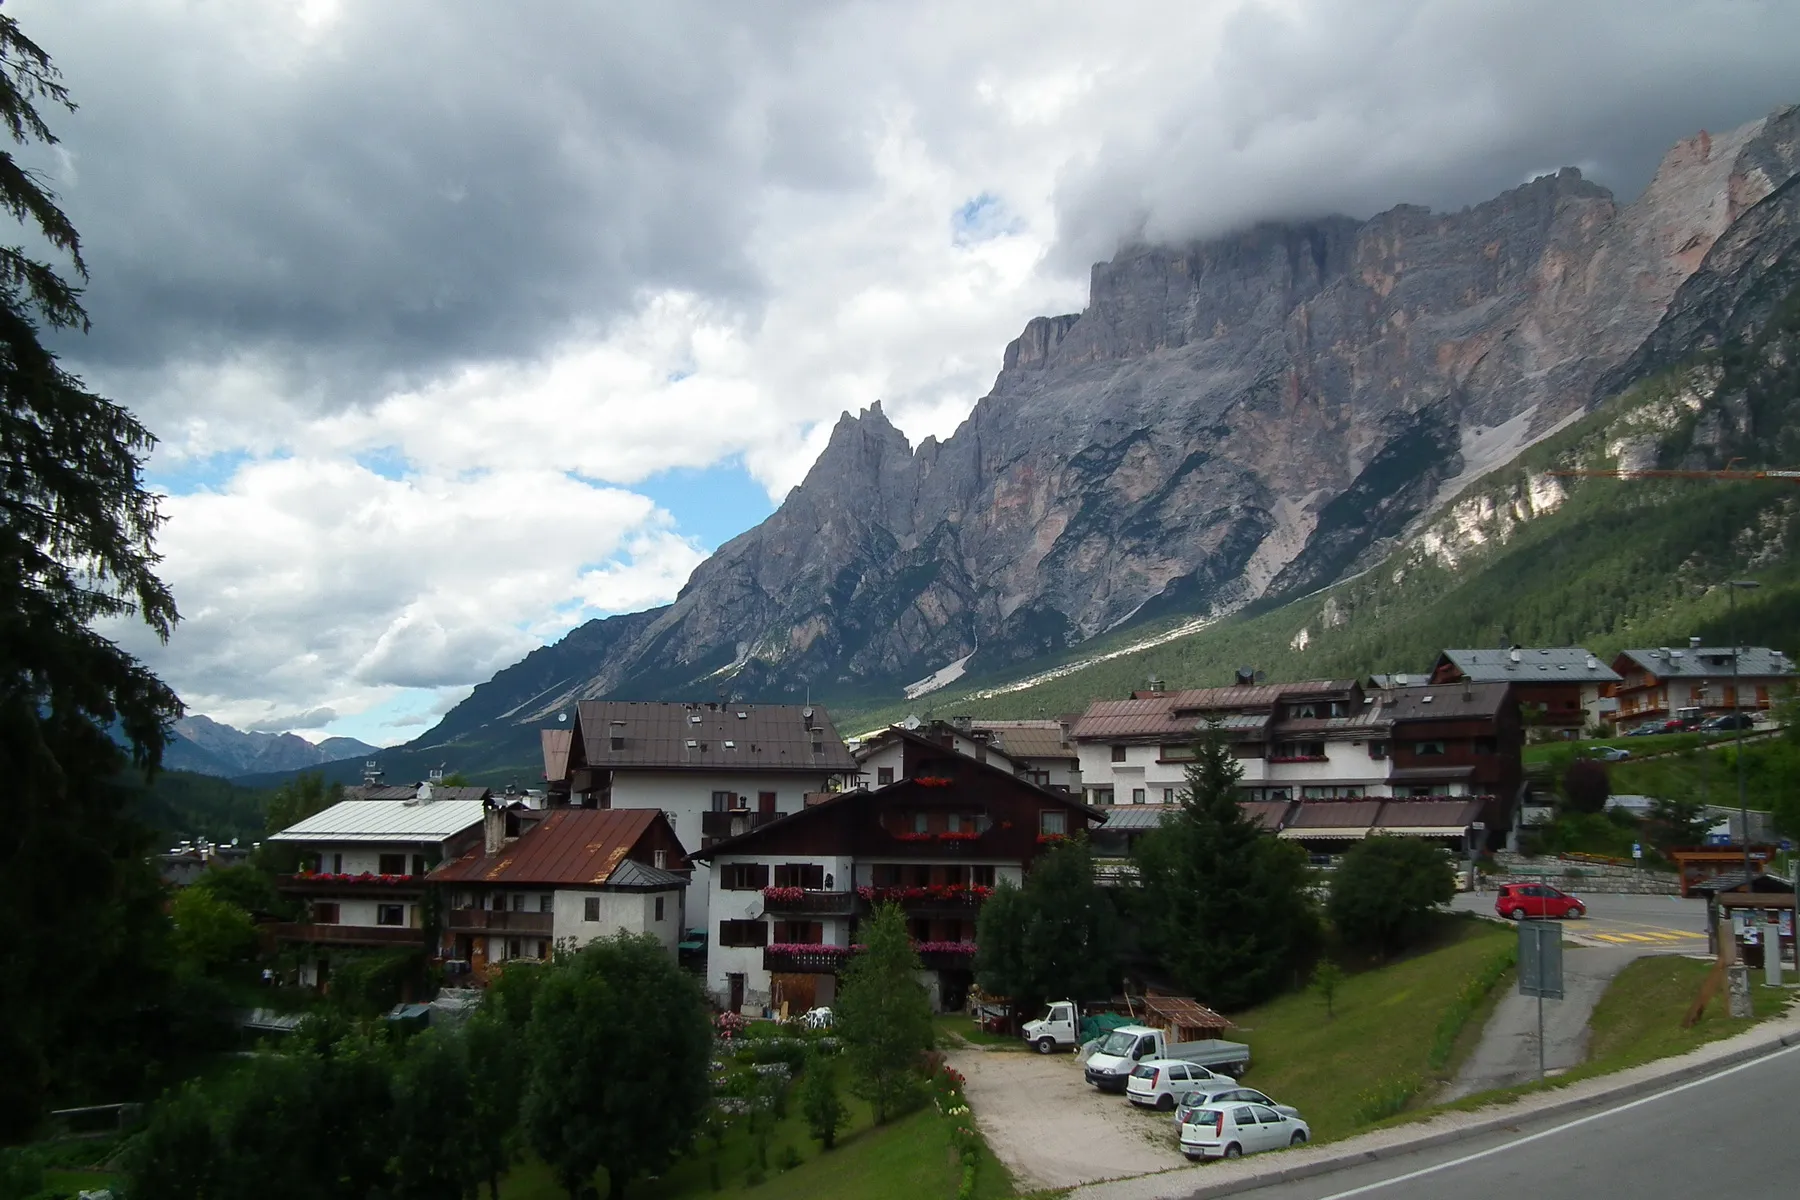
xmin=1727 ymin=580 xmax=1760 ymax=891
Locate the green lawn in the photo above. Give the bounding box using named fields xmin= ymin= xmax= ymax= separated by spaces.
xmin=499 ymin=1060 xmax=1013 ymax=1200
xmin=935 ymin=1012 xmax=1026 ymax=1051
xmin=1522 ymin=730 xmax=1742 ymax=768
xmin=1227 ymin=916 xmax=1516 ymax=1142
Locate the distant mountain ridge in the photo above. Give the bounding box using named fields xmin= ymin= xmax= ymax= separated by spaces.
xmin=408 ymin=103 xmax=1800 ymax=767
xmin=163 ymin=714 xmax=379 ymax=779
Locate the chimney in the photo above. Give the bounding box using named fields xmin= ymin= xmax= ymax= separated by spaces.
xmin=1689 ymin=636 xmax=1702 ymax=649
xmin=483 ymin=804 xmax=506 ymax=856
xmin=1147 ymin=676 xmax=1166 ymax=694
xmin=951 ymin=714 xmax=974 ymax=735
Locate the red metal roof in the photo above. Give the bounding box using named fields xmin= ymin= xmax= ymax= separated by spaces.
xmin=1374 ymin=800 xmax=1485 ymax=829
xmin=1285 ymin=800 xmax=1384 ymax=829
xmin=1071 ymin=681 xmax=1358 ymax=740
xmin=429 ymin=808 xmax=679 ymax=887
xmin=1240 ymin=800 xmax=1293 ymax=831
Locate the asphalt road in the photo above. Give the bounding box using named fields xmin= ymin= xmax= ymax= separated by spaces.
xmin=1208 ymin=1041 xmax=1800 ymax=1200
xmin=1451 ymin=889 xmax=1712 ymax=950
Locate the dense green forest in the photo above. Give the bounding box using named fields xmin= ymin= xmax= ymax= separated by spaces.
xmin=120 ymin=769 xmax=271 ymax=846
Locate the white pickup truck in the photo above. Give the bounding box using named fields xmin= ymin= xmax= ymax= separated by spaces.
xmin=1082 ymin=1025 xmax=1252 ymax=1093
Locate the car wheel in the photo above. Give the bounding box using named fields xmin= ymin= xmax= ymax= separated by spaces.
xmin=1223 ymin=1144 xmax=1242 ymax=1159
xmin=1510 ymin=907 xmax=1527 ymax=920
xmin=1035 ymin=1037 xmax=1055 ymax=1055
xmin=1158 ymin=1094 xmax=1176 ymax=1111
xmin=1567 ymin=905 xmax=1584 ymax=919
xmin=1290 ymin=1131 xmax=1308 ymax=1146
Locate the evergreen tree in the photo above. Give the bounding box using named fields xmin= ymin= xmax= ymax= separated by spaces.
xmin=1134 ymin=726 xmax=1317 ymax=1009
xmin=465 ymin=1009 xmax=528 ymax=1197
xmin=0 ymin=8 xmax=184 ymax=1135
xmin=836 ymin=903 xmax=932 ymax=1123
xmin=391 ymin=1030 xmax=482 ymax=1200
xmin=976 ymin=835 xmax=1117 ymax=1015
xmin=797 ymin=1048 xmax=845 ymax=1150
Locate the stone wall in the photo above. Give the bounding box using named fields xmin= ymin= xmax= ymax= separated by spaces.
xmin=1492 ymin=851 xmax=1682 ymax=895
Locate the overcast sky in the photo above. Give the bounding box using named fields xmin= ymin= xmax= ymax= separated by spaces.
xmin=17 ymin=0 xmax=1798 ymax=745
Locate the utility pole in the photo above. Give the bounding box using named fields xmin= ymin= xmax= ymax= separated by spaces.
xmin=1727 ymin=580 xmax=1760 ymax=887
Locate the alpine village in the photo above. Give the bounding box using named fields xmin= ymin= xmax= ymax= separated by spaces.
xmin=7 ymin=6 xmax=1800 ymax=1200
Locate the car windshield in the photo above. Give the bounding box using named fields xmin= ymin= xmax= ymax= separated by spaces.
xmin=1097 ymin=1032 xmax=1138 ymax=1056
xmin=1130 ymin=1064 xmax=1156 ymax=1078
xmin=1189 ymin=1109 xmax=1223 ymax=1127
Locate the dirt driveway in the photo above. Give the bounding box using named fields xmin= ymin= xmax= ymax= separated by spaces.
xmin=946 ymin=1045 xmax=1187 ymax=1191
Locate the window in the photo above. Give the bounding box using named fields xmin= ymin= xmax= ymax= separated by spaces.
xmin=811 ymin=740 xmax=824 ymax=754
xmin=654 ymin=849 xmax=668 ymax=870
xmin=610 ymin=735 xmax=625 ymax=751
xmin=1414 ymin=740 xmax=1447 ymax=756
xmin=1160 ymin=744 xmax=1196 ymax=761
xmin=1091 ymin=788 xmax=1114 ymax=806
xmin=1301 ymin=785 xmax=1364 ymax=800
xmin=654 ymin=896 xmax=665 ymax=922
xmin=539 ymin=894 xmax=553 ymax=913
xmin=1163 ymin=788 xmax=1176 ymax=803
xmin=537 ymin=940 xmax=550 ymax=960
xmin=773 ymin=863 xmax=825 ymax=889
xmin=1368 ymin=741 xmax=1389 ymax=760
xmin=1131 ymin=788 xmax=1146 ymax=805
xmin=772 ymin=920 xmax=823 ymax=944
xmin=913 ymin=811 xmax=929 ymax=833
xmin=971 ymin=865 xmax=995 ymax=887
xmin=331 ymin=853 xmax=343 ymax=874
xmin=718 ymin=919 xmax=769 ymax=948
xmin=511 ymin=894 xmax=526 ymax=912
xmin=877 ymin=766 xmax=895 ymax=786
xmin=1474 ymin=738 xmax=1497 ymax=755
xmin=584 ymin=896 xmax=600 ymax=922
xmin=312 ymin=902 xmax=339 ymax=924
xmin=376 ymin=904 xmax=404 ymax=927
xmin=412 ymin=854 xmax=427 ymax=877
xmin=712 ymin=790 xmax=734 ymax=812
xmin=1039 ymin=810 xmax=1067 ymax=837
xmin=721 ymin=863 xmax=771 ymax=890
xmin=508 ymin=938 xmax=521 ymax=960
xmin=1111 ymin=744 xmax=1127 ymax=763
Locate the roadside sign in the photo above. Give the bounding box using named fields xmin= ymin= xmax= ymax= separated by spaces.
xmin=1632 ymin=843 xmax=1642 ymax=860
xmin=1518 ymin=921 xmax=1564 ymax=1000
xmin=1782 ymin=839 xmax=1793 ymax=853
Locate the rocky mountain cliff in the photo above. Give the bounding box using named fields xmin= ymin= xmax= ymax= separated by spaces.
xmin=417 ymin=105 xmax=1800 ymax=750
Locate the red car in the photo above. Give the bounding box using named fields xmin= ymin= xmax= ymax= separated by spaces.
xmin=1494 ymin=883 xmax=1585 ymax=920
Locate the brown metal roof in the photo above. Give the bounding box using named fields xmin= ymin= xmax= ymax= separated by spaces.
xmin=1072 ymin=681 xmax=1356 ymax=741
xmin=1138 ymin=994 xmax=1233 ymax=1033
xmin=1286 ymin=800 xmax=1384 ymax=829
xmin=429 ymin=809 xmax=685 ymax=887
xmin=1375 ymin=800 xmax=1485 ymax=830
xmin=573 ymin=701 xmax=858 ymax=774
xmin=541 ymin=728 xmax=572 ymax=782
xmin=977 ymin=721 xmax=1077 ymax=761
xmin=1379 ymin=682 xmax=1513 ymax=722
xmin=1240 ymin=801 xmax=1293 ymax=831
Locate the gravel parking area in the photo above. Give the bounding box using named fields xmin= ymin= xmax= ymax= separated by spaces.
xmin=946 ymin=1045 xmax=1188 ymax=1191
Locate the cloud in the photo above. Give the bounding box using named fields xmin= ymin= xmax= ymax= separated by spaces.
xmin=21 ymin=0 xmax=1798 ymax=738
xmin=240 ymin=707 xmax=338 ymax=735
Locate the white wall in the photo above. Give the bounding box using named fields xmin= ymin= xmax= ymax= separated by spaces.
xmin=305 ymin=895 xmax=421 ymax=928
xmin=552 ymin=887 xmax=682 ymax=954
xmin=1079 ymin=738 xmax=1394 ymax=803
xmin=853 ymin=742 xmax=906 ymax=790
xmin=304 ymin=841 xmax=439 ymax=876
xmin=702 ymin=851 xmax=857 ymax=1009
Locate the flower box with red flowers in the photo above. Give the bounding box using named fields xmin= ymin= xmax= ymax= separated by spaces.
xmin=761 ymin=886 xmax=807 ymax=905
xmin=914 ymin=775 xmax=954 ymax=788
xmin=913 ymin=941 xmax=978 ymax=956
xmin=889 ymin=830 xmax=934 ymax=842
xmin=935 ymin=830 xmax=981 ymax=842
xmin=1035 ymin=833 xmax=1068 ymax=845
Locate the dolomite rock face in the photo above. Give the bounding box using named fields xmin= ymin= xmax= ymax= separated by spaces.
xmin=421 ymin=107 xmax=1800 ymax=745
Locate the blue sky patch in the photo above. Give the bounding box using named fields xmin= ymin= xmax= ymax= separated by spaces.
xmin=952 ymin=192 xmax=1022 ymax=245
xmin=635 ymin=459 xmax=775 ymax=550
xmin=146 ymin=449 xmax=256 ymax=495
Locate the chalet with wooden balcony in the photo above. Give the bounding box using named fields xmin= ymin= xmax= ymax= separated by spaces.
xmin=1608 ymin=644 xmax=1794 ymax=728
xmin=539 ymin=701 xmax=859 ymax=934
xmin=1429 ymin=647 xmax=1620 ymax=732
xmin=428 ymin=807 xmax=689 ymax=982
xmin=266 ymin=790 xmax=490 ymax=987
xmin=1377 ymin=681 xmax=1521 ymax=844
xmin=854 ymin=718 xmax=1083 ymax=793
xmin=693 ymin=741 xmax=1104 ymax=1016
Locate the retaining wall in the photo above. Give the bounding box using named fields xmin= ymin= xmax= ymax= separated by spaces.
xmin=1492 ymin=851 xmax=1681 ymax=895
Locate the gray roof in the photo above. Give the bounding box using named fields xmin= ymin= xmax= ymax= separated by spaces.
xmin=1615 ymin=646 xmax=1794 ymax=679
xmin=1380 ymin=682 xmax=1513 ymax=722
xmin=605 ymin=860 xmax=690 ymax=890
xmin=1092 ymin=806 xmax=1179 ymax=831
xmin=1439 ymin=648 xmax=1620 ymax=683
xmin=572 ymin=701 xmax=858 ymax=774
xmin=268 ymin=799 xmax=486 ymax=844
xmin=341 ymin=784 xmax=492 ymax=803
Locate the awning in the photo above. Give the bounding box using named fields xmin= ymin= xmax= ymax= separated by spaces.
xmin=1389 ymin=766 xmax=1477 ymax=782
xmin=1374 ymin=827 xmax=1471 ymax=837
xmin=1278 ymin=828 xmax=1371 ymax=840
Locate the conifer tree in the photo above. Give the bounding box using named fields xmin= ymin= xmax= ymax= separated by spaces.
xmin=835 ymin=903 xmax=932 ymax=1123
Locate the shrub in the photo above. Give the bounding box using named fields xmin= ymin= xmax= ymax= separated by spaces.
xmin=1328 ymin=839 xmax=1456 ymax=959
xmin=1561 ymin=758 xmax=1611 ymax=814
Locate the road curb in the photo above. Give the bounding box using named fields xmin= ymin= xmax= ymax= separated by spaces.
xmin=1124 ymin=1023 xmax=1800 ymax=1200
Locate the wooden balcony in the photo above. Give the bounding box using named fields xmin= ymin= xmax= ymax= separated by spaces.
xmin=860 ymin=887 xmax=987 ymax=914
xmin=761 ymin=889 xmax=858 ymax=916
xmin=702 ymin=810 xmax=790 ymax=839
xmin=271 ymin=922 xmax=426 ymax=948
xmin=762 ymin=945 xmax=852 ymax=974
xmin=443 ymin=909 xmax=554 ymax=934
xmin=917 ymin=946 xmax=980 ymax=972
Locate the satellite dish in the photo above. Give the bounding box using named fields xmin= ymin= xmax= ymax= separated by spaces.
xmin=803 ymin=707 xmax=815 ymax=720
xmin=1235 ymin=666 xmax=1266 ymax=686
xmin=558 ymin=712 xmax=568 ymax=723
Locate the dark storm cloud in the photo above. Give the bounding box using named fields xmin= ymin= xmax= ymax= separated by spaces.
xmin=20 ymin=0 xmax=858 ymax=406
xmin=1052 ymin=0 xmax=1800 ymax=269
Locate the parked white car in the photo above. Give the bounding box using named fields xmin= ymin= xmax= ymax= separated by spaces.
xmin=1179 ymin=1102 xmax=1310 ymax=1160
xmin=1125 ymin=1058 xmax=1222 ymax=1110
xmin=1173 ymin=1085 xmax=1297 ymax=1131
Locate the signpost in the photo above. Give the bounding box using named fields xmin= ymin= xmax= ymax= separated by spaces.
xmin=1632 ymin=842 xmax=1642 ymax=862
xmin=1518 ymin=920 xmax=1564 ymax=1081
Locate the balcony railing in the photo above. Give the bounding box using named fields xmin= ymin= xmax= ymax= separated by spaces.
xmin=702 ymin=810 xmax=790 ymax=839
xmin=763 ymin=944 xmax=854 ymax=974
xmin=271 ymin=922 xmax=425 ymax=948
xmin=444 ymin=909 xmax=554 ymax=934
xmin=760 ymin=888 xmax=858 ymax=916
xmin=278 ymin=873 xmax=426 ymax=894
xmin=916 ymin=943 xmax=980 ymax=971
xmin=856 ymin=885 xmax=991 ymax=911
